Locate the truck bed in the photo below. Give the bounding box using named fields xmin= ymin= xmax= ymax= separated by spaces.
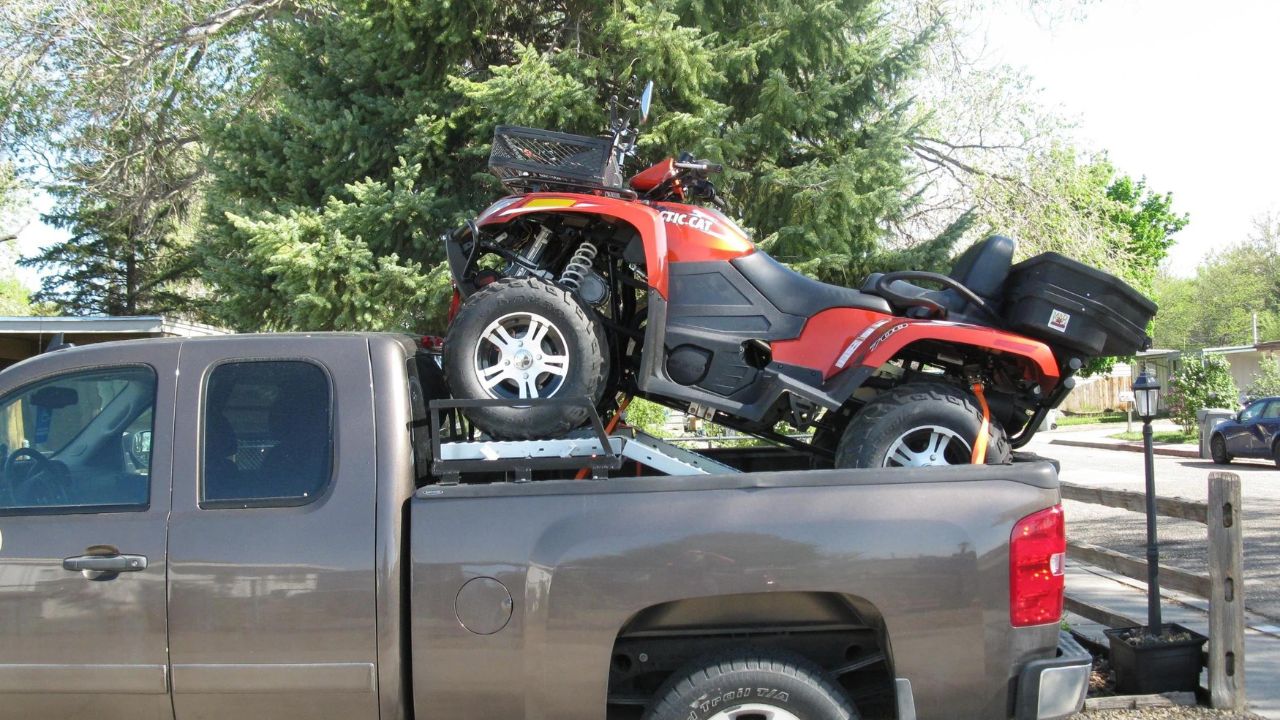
xmin=409 ymin=462 xmax=1062 ymax=720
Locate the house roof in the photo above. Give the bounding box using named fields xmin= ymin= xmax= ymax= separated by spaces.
xmin=1137 ymin=348 xmax=1182 ymax=359
xmin=0 ymin=315 xmax=227 ymax=337
xmin=1203 ymin=340 xmax=1274 ymax=353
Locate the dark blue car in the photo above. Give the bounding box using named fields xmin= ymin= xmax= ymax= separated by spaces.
xmin=1210 ymin=396 xmax=1280 ymax=467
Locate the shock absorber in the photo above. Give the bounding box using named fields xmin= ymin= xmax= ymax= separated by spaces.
xmin=511 ymin=226 xmax=552 ymax=278
xmin=558 ymin=240 xmax=599 ymax=291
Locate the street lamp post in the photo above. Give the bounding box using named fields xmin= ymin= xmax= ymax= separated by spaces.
xmin=1132 ymin=370 xmax=1162 ymax=634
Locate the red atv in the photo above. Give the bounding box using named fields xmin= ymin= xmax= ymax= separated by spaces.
xmin=442 ymin=83 xmax=1156 ymax=468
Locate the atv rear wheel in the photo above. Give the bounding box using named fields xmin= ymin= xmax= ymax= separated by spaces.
xmin=444 ymin=277 xmax=609 ymax=439
xmin=834 ymin=382 xmax=1011 ymax=468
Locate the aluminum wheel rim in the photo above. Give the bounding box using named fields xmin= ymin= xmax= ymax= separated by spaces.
xmin=707 ymin=703 xmax=802 ymax=720
xmin=472 ymin=311 xmax=570 ymax=400
xmin=883 ymin=425 xmax=972 ymax=467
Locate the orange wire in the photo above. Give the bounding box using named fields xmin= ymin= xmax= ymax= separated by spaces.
xmin=971 ymin=382 xmax=990 ymax=464
xmin=576 ymin=396 xmax=632 ymax=480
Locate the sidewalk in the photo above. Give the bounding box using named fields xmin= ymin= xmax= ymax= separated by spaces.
xmin=1049 ymin=421 xmax=1201 ymax=458
xmin=1065 ymin=561 xmax=1280 ymax=719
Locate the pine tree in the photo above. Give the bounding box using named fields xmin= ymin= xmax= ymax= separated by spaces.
xmin=2 ymin=0 xmax=271 ymax=318
xmin=22 ymin=159 xmax=200 ymax=316
xmin=202 ymin=0 xmax=930 ymax=331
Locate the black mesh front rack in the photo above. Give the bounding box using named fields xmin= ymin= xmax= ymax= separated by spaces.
xmin=489 ymin=125 xmax=616 ymax=189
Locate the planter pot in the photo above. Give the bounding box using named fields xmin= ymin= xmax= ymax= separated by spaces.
xmin=1104 ymin=623 xmax=1208 ymax=694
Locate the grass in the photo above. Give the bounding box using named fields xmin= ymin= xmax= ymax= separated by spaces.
xmin=1108 ymin=430 xmax=1195 ymax=444
xmin=1056 ymin=412 xmax=1130 ymax=426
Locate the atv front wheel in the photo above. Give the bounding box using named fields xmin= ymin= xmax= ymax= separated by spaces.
xmin=444 ymin=277 xmax=609 ymax=439
xmin=834 ymin=382 xmax=1011 ymax=468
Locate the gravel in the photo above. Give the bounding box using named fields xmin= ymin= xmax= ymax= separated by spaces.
xmin=1080 ymin=709 xmax=1265 ymax=719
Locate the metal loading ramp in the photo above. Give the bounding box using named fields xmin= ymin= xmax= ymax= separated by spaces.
xmin=437 ymin=428 xmax=741 ymax=481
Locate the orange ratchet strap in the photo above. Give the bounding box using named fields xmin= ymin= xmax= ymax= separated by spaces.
xmin=575 ymin=395 xmax=632 ymax=480
xmin=971 ymin=382 xmax=990 ymax=464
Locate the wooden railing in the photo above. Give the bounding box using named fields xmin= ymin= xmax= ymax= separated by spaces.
xmin=1062 ymin=471 xmax=1245 ymax=711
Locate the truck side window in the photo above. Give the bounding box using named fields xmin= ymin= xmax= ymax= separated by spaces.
xmin=202 ymin=361 xmax=333 ymax=508
xmin=0 ymin=366 xmax=156 ymax=514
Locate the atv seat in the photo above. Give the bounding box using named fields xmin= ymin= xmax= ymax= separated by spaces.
xmin=862 ymin=235 xmax=1015 ymax=325
xmin=732 ymin=252 xmax=892 ymax=316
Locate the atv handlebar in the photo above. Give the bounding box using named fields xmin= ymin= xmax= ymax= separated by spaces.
xmin=674 ymin=160 xmax=724 ymax=174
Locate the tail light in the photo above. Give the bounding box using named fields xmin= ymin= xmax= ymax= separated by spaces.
xmin=447 ymin=288 xmax=462 ymax=325
xmin=1010 ymin=504 xmax=1065 ymax=627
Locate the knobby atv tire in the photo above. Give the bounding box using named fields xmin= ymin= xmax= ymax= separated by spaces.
xmin=835 ymin=382 xmax=1011 ymax=469
xmin=643 ymin=649 xmax=859 ymax=720
xmin=444 ymin=277 xmax=609 ymax=440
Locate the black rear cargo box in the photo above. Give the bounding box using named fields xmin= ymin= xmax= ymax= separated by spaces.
xmin=1003 ymin=252 xmax=1156 ymax=357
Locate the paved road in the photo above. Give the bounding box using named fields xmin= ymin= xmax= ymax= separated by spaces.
xmin=1023 ymin=430 xmax=1280 ymax=620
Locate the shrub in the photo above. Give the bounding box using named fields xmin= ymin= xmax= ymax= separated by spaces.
xmin=1166 ymin=355 xmax=1239 ymax=434
xmin=1246 ymin=357 xmax=1280 ymax=401
xmin=624 ymin=398 xmax=670 ymax=437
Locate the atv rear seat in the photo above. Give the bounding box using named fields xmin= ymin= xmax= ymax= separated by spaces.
xmin=861 ymin=235 xmax=1014 ymax=325
xmin=731 ymin=252 xmax=892 ymax=316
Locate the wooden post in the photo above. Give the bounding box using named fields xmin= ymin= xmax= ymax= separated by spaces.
xmin=1207 ymin=471 xmax=1245 ymax=711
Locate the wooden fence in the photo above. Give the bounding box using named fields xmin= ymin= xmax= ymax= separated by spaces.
xmin=1062 ymin=472 xmax=1245 ymax=710
xmin=1059 ymin=375 xmax=1134 ymax=413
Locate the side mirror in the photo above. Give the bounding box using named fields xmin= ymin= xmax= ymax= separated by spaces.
xmin=124 ymin=430 xmax=152 ymax=469
xmin=639 ymin=80 xmax=654 ymax=125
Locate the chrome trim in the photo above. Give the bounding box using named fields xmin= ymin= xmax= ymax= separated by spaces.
xmin=172 ymin=663 xmax=376 ymax=694
xmin=0 ymin=664 xmax=168 ymax=694
xmin=895 ymin=678 xmax=917 ymax=720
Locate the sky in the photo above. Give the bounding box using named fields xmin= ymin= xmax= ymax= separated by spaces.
xmin=11 ymin=0 xmax=1280 ymax=287
xmin=980 ymin=0 xmax=1280 ymax=276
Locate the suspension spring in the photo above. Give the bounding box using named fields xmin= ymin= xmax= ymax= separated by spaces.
xmin=558 ymin=240 xmax=599 ymax=291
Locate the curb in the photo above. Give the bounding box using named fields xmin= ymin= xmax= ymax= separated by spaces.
xmin=1050 ymin=438 xmax=1201 ymax=459
xmin=1084 ymin=692 xmax=1197 ymax=711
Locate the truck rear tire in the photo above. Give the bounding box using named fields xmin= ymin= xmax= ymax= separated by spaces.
xmin=444 ymin=277 xmax=609 ymax=439
xmin=834 ymin=382 xmax=1010 ymax=468
xmin=643 ymin=649 xmax=858 ymax=720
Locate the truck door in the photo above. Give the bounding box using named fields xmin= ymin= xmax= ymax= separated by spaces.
xmin=0 ymin=346 xmax=178 ymax=720
xmin=167 ymin=338 xmax=379 ymax=720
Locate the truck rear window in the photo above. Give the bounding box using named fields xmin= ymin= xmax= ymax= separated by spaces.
xmin=202 ymin=360 xmax=333 ymax=507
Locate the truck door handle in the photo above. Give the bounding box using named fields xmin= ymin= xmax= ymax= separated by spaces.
xmin=63 ymin=554 xmax=148 ymax=573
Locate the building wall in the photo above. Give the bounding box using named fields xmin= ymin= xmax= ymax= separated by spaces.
xmin=1224 ymin=353 xmax=1262 ymax=400
xmin=1216 ymin=347 xmax=1280 ymax=400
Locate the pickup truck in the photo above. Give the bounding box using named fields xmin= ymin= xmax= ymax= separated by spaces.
xmin=0 ymin=332 xmax=1089 ymax=720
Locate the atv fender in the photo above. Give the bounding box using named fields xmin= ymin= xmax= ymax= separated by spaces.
xmin=472 ymin=192 xmax=672 ymax=298
xmin=773 ymin=309 xmax=1061 ymax=392
xmin=857 ymin=320 xmax=1062 ymax=390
